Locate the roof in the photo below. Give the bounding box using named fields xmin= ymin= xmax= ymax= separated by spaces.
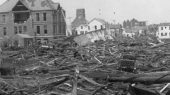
xmin=0 ymin=0 xmax=60 ymax=12
xmin=71 ymin=17 xmax=88 ymax=29
xmin=159 ymin=23 xmax=170 ymax=26
xmin=109 ymin=24 xmax=122 ymax=29
xmin=89 ymin=18 xmax=107 ymax=24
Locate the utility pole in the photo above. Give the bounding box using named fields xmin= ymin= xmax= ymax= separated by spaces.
xmin=31 ymin=15 xmax=36 ymax=45
xmin=31 ymin=15 xmax=37 ymax=56
xmin=113 ymin=11 xmax=116 ymax=24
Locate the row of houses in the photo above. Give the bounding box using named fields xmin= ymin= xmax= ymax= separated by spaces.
xmin=0 ymin=0 xmax=66 ymax=47
xmin=71 ymin=9 xmax=122 ymax=36
xmin=71 ymin=9 xmax=170 ymax=42
xmin=122 ymin=22 xmax=170 ymax=41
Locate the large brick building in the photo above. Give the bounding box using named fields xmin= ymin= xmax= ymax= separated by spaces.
xmin=0 ymin=0 xmax=66 ymax=46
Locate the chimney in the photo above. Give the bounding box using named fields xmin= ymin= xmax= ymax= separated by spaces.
xmin=76 ymin=9 xmax=85 ymax=19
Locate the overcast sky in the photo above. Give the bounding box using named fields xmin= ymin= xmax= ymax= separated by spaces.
xmin=1 ymin=0 xmax=170 ymax=24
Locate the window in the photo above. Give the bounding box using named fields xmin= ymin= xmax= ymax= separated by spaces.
xmin=88 ymin=26 xmax=90 ymax=30
xmin=101 ymin=25 xmax=103 ymax=29
xmin=36 ymin=13 xmax=40 ymax=21
xmin=3 ymin=27 xmax=6 ymax=35
xmin=2 ymin=15 xmax=5 ymax=23
xmin=37 ymin=26 xmax=40 ymax=34
xmin=19 ymin=26 xmax=22 ymax=33
xmin=14 ymin=26 xmax=17 ymax=34
xmin=43 ymin=13 xmax=46 ymax=21
xmin=95 ymin=25 xmax=97 ymax=30
xmin=23 ymin=26 xmax=27 ymax=32
xmin=81 ymin=26 xmax=83 ymax=29
xmin=161 ymin=32 xmax=168 ymax=36
xmin=44 ymin=25 xmax=47 ymax=34
xmin=165 ymin=27 xmax=167 ymax=29
xmin=161 ymin=27 xmax=163 ymax=30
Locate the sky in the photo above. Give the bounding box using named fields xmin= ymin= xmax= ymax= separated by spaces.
xmin=1 ymin=0 xmax=170 ymax=24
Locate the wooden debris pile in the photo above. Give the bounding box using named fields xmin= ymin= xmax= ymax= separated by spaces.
xmin=1 ymin=35 xmax=170 ymax=95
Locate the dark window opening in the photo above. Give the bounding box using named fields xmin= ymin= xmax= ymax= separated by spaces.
xmin=37 ymin=26 xmax=40 ymax=34
xmin=14 ymin=12 xmax=30 ymax=23
xmin=95 ymin=25 xmax=97 ymax=30
xmin=2 ymin=15 xmax=5 ymax=23
xmin=43 ymin=13 xmax=46 ymax=21
xmin=161 ymin=27 xmax=163 ymax=30
xmin=14 ymin=26 xmax=17 ymax=34
xmin=19 ymin=26 xmax=22 ymax=33
xmin=3 ymin=27 xmax=6 ymax=35
xmin=101 ymin=25 xmax=103 ymax=29
xmin=44 ymin=25 xmax=47 ymax=34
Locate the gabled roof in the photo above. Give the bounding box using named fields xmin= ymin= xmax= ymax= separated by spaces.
xmin=159 ymin=23 xmax=170 ymax=26
xmin=109 ymin=24 xmax=122 ymax=29
xmin=0 ymin=0 xmax=60 ymax=12
xmin=71 ymin=17 xmax=88 ymax=29
xmin=89 ymin=18 xmax=107 ymax=24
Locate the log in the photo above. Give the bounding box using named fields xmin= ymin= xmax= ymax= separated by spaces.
xmin=83 ymin=71 xmax=170 ymax=84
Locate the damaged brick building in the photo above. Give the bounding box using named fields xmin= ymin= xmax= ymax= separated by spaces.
xmin=0 ymin=0 xmax=66 ymax=47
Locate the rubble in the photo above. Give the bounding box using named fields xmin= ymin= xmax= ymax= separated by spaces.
xmin=1 ymin=35 xmax=170 ymax=95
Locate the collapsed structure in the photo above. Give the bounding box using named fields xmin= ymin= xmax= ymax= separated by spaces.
xmin=1 ymin=32 xmax=170 ymax=95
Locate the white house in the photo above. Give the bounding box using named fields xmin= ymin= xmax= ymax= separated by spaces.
xmin=88 ymin=18 xmax=106 ymax=32
xmin=75 ymin=24 xmax=89 ymax=35
xmin=156 ymin=23 xmax=170 ymax=39
xmin=122 ymin=28 xmax=135 ymax=37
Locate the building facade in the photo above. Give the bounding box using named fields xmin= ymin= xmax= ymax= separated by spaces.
xmin=122 ymin=29 xmax=135 ymax=37
xmin=123 ymin=18 xmax=146 ymax=29
xmin=156 ymin=23 xmax=170 ymax=39
xmin=75 ymin=24 xmax=89 ymax=35
xmin=88 ymin=18 xmax=106 ymax=32
xmin=71 ymin=9 xmax=88 ymax=35
xmin=0 ymin=0 xmax=66 ymax=46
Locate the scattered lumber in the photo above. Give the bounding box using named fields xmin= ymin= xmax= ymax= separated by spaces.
xmin=1 ymin=35 xmax=170 ymax=95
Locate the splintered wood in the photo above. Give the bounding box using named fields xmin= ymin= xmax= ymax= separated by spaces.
xmin=1 ymin=35 xmax=170 ymax=95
